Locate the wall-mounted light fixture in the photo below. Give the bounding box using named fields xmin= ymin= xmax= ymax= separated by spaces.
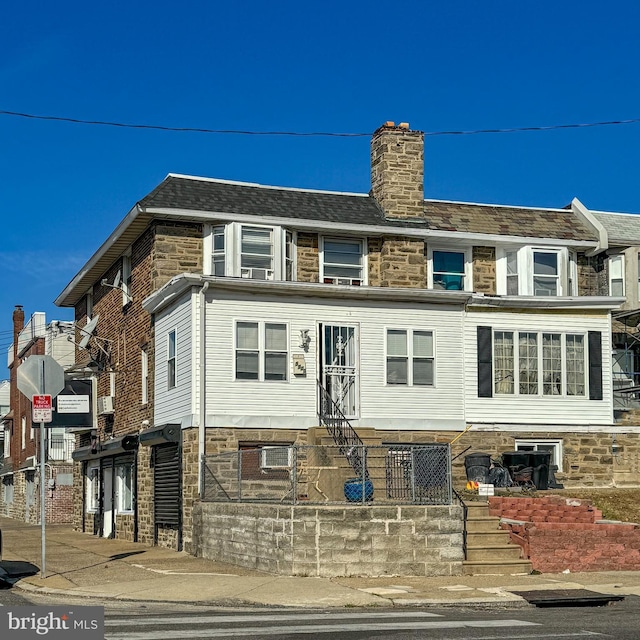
xmin=298 ymin=329 xmax=311 ymax=350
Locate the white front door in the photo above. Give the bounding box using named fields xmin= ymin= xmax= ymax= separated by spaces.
xmin=320 ymin=324 xmax=359 ymax=418
xmin=102 ymin=466 xmax=114 ymax=538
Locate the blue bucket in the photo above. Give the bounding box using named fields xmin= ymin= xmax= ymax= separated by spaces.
xmin=344 ymin=478 xmax=374 ymax=502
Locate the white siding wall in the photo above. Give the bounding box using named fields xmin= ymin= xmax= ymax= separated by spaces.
xmin=465 ymin=309 xmax=614 ymax=426
xmin=154 ymin=292 xmax=194 ymax=426
xmin=204 ymin=292 xmax=466 ymax=431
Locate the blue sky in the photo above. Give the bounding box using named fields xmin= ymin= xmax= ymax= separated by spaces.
xmin=1 ymin=0 xmax=639 ymax=362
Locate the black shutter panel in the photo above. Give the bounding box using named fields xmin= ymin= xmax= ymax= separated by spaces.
xmin=154 ymin=443 xmax=181 ymax=526
xmin=477 ymin=326 xmax=493 ymax=398
xmin=588 ymin=331 xmax=603 ymax=401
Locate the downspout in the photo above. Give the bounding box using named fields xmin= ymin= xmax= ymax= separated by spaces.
xmin=198 ymin=281 xmax=210 ymax=496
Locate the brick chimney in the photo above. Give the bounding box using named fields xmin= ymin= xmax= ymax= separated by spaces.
xmin=12 ymin=304 xmax=24 ymax=360
xmin=371 ymin=121 xmax=425 ymax=219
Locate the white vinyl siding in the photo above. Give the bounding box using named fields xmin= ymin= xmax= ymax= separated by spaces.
xmin=154 ymin=293 xmax=193 ymax=426
xmin=465 ymin=310 xmax=613 ymax=426
xmin=205 ymin=292 xmax=465 ymax=431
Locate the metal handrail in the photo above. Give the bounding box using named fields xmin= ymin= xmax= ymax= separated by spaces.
xmin=317 ymin=380 xmax=368 ymax=479
xmin=452 ymin=487 xmax=468 ymax=560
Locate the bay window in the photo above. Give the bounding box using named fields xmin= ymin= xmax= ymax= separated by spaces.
xmin=205 ymin=223 xmax=295 ymax=281
xmin=492 ymin=330 xmax=586 ymax=397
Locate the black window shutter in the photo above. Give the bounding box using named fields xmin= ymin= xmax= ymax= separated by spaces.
xmin=477 ymin=326 xmax=493 ymax=398
xmin=588 ymin=331 xmax=603 ymax=401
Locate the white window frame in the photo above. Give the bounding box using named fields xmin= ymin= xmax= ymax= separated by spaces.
xmin=141 ymin=347 xmax=149 ymax=405
xmin=21 ymin=415 xmax=26 ymax=450
xmin=260 ymin=446 xmax=293 ymax=469
xmin=203 ymin=223 xmax=294 ymax=280
xmin=4 ymin=425 xmax=10 ymax=457
xmin=497 ymin=246 xmax=570 ymax=296
xmin=115 ymin=462 xmax=134 ymax=514
xmin=427 ymin=246 xmax=471 ymax=291
xmin=385 ymin=328 xmax=435 ymax=386
xmin=86 ymin=288 xmax=93 ymax=320
xmin=493 ymin=329 xmax=587 ymax=397
xmin=320 ymin=236 xmax=367 ymax=286
xmin=167 ymin=329 xmax=177 ymax=389
xmin=234 ymin=321 xmax=289 ymax=382
xmin=515 ymin=439 xmax=563 ymax=472
xmin=85 ymin=462 xmax=99 ymax=513
xmin=122 ymin=249 xmax=132 ymax=306
xmin=609 ymin=254 xmax=625 ymax=297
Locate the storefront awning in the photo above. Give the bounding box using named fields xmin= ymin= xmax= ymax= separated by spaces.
xmin=139 ymin=424 xmax=180 ymax=447
xmin=72 ymin=434 xmax=139 ymax=461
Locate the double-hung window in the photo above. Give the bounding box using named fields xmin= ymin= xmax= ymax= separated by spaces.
xmin=240 ymin=226 xmax=274 ymax=280
xmin=167 ymin=329 xmax=177 ymax=389
xmin=533 ymin=251 xmax=559 ymax=296
xmin=493 ymin=330 xmax=585 ymax=396
xmin=321 ymin=238 xmax=365 ymax=285
xmin=212 ymin=225 xmax=226 ymax=276
xmin=431 ymin=250 xmax=467 ymax=290
xmin=386 ymin=329 xmax=434 ymax=386
xmin=236 ymin=321 xmax=288 ymax=381
xmin=609 ymin=254 xmax=625 ymax=297
xmin=116 ymin=462 xmax=134 ymax=513
xmin=141 ymin=347 xmax=149 ymax=405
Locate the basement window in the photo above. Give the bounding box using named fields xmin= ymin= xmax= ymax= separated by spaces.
xmin=515 ymin=439 xmax=563 ymax=472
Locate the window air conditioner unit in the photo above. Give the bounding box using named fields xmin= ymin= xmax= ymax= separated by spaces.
xmin=259 ymin=446 xmax=293 ymax=469
xmin=97 ymin=396 xmax=115 ymax=415
xmin=323 ymin=277 xmax=362 ymax=286
xmin=242 ymin=268 xmax=274 ymax=280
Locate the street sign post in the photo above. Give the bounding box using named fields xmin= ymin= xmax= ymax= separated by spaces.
xmin=17 ymin=355 xmax=65 ymax=579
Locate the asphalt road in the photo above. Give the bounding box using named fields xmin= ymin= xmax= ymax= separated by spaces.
xmin=0 ymin=589 xmax=638 ymax=639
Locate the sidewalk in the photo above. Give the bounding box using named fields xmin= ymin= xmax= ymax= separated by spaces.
xmin=2 ymin=516 xmax=640 ymax=608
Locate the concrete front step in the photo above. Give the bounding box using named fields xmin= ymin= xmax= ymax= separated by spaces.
xmin=466 ymin=516 xmax=502 ymax=533
xmin=466 ymin=530 xmax=513 ymax=546
xmin=466 ymin=545 xmax=524 ymax=562
xmin=462 ymin=559 xmax=532 ymax=575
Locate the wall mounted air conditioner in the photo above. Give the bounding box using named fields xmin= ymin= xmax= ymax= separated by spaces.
xmin=259 ymin=446 xmax=293 ymax=469
xmin=97 ymin=396 xmax=115 ymax=415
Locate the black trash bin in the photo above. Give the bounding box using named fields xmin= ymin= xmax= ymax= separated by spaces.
xmin=529 ymin=451 xmax=551 ymax=490
xmin=464 ymin=452 xmax=491 ymax=483
xmin=501 ymin=451 xmax=532 ymax=469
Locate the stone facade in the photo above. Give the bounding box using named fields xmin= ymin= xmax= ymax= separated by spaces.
xmin=371 ymin=123 xmax=424 ymax=220
xmin=472 ymin=246 xmax=496 ymax=294
xmin=577 ymin=253 xmax=607 ymax=296
xmin=192 ymin=501 xmax=463 ymax=577
xmin=296 ymin=233 xmax=319 ymax=283
xmin=379 ymin=237 xmax=426 ymax=288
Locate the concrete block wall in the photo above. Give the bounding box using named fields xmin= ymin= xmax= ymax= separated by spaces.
xmin=192 ymin=502 xmax=464 ymax=577
xmin=489 ymin=495 xmax=640 ymax=572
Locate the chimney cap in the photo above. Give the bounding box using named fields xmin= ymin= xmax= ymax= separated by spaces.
xmin=383 ymin=121 xmax=395 ymax=128
xmin=398 ymin=122 xmax=410 ymax=130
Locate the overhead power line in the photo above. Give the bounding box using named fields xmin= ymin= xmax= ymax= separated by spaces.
xmin=0 ymin=109 xmax=639 ymax=137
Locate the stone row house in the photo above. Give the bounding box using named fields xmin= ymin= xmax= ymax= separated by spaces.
xmin=0 ymin=308 xmax=76 ymax=523
xmin=53 ymin=122 xmax=640 ymax=554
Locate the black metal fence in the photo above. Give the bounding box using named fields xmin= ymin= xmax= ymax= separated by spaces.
xmin=201 ymin=444 xmax=452 ymax=505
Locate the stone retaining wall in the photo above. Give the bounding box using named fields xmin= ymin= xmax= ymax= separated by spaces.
xmin=192 ymin=502 xmax=464 ymax=577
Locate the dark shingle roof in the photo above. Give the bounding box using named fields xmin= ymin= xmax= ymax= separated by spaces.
xmin=139 ymin=175 xmax=597 ymax=242
xmin=139 ymin=175 xmax=387 ymax=225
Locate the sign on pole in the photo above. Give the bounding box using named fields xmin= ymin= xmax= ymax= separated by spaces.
xmin=32 ymin=394 xmax=53 ymax=423
xmin=17 ymin=355 xmax=66 ymax=580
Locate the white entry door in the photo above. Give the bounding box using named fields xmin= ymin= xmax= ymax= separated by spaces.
xmin=102 ymin=466 xmax=114 ymax=538
xmin=320 ymin=324 xmax=359 ymax=418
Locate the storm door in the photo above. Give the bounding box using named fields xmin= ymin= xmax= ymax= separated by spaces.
xmin=320 ymin=324 xmax=359 ymax=418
